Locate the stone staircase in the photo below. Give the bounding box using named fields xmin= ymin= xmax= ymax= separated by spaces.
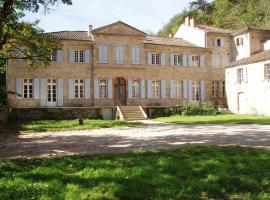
xmin=118 ymin=106 xmax=147 ymax=120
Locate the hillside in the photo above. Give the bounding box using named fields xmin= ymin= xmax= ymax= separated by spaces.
xmin=158 ymin=0 xmax=270 ymax=36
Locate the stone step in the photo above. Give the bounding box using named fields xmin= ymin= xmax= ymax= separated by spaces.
xmin=119 ymin=106 xmax=147 ymax=120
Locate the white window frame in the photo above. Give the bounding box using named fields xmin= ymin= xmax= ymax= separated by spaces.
xmin=74 ymin=79 xmax=84 ymax=99
xmin=173 ymin=54 xmax=183 ymax=66
xmin=50 ymin=52 xmax=57 ymax=62
xmin=192 ymin=81 xmax=200 ymax=102
xmin=211 ymin=81 xmax=220 ymax=98
xmin=23 ymin=78 xmax=33 ymax=99
xmin=99 ymin=80 xmax=108 ymax=99
xmin=47 ymin=79 xmax=57 ymax=103
xmin=192 ymin=55 xmax=200 ymax=67
xmin=222 ymin=81 xmax=226 ymax=97
xmin=152 ymin=80 xmax=161 ymax=99
xmin=237 ymin=68 xmax=244 ymax=83
xmin=132 ymin=80 xmax=140 ymax=98
xmin=151 ymin=53 xmax=161 ymax=65
xmin=265 ymin=64 xmax=270 ymax=80
xmin=175 ymin=80 xmax=183 ymax=98
xmin=74 ymin=50 xmax=84 ymax=63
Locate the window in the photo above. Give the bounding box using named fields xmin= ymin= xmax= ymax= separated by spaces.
xmin=236 ymin=37 xmax=244 ymax=46
xmin=152 ymin=80 xmax=160 ymax=98
xmin=115 ymin=45 xmax=125 ymax=64
xmin=173 ymin=54 xmax=183 ymax=66
xmin=75 ymin=80 xmax=84 ymax=99
xmin=99 ymin=80 xmax=108 ymax=98
xmin=152 ymin=53 xmax=161 ymax=65
xmin=23 ymin=79 xmax=33 ymax=99
xmin=74 ymin=50 xmax=84 ymax=63
xmin=192 ymin=55 xmax=200 ymax=67
xmin=47 ymin=79 xmax=57 ymax=103
xmin=211 ymin=81 xmax=220 ymax=98
xmin=265 ymin=64 xmax=270 ymax=80
xmin=237 ymin=68 xmax=244 ymax=83
xmin=99 ymin=44 xmax=108 ymax=64
xmin=132 ymin=80 xmax=140 ymax=98
xmin=192 ymin=81 xmax=200 ymax=101
xmin=132 ymin=46 xmax=140 ymax=64
xmin=217 ymin=39 xmax=222 ymax=47
xmin=51 ymin=51 xmax=57 ymax=62
xmin=222 ymin=81 xmax=226 ymax=97
xmin=175 ymin=80 xmax=183 ymax=98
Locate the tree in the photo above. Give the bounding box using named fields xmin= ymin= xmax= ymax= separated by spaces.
xmin=0 ymin=0 xmax=72 ymax=106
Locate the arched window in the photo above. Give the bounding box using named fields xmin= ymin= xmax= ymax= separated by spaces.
xmin=99 ymin=80 xmax=108 ymax=98
xmin=132 ymin=80 xmax=140 ymax=98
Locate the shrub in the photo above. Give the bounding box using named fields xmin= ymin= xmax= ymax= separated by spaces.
xmin=181 ymin=102 xmax=217 ymax=116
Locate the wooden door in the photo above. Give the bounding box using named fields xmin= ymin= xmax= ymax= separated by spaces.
xmin=114 ymin=78 xmax=126 ymax=106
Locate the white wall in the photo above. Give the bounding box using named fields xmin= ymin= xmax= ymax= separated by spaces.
xmin=264 ymin=40 xmax=270 ymax=50
xmin=234 ymin=33 xmax=251 ymax=60
xmin=226 ymin=60 xmax=270 ymax=115
xmin=174 ymin=24 xmax=206 ymax=48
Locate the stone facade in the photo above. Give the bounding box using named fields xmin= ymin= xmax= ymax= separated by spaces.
xmin=7 ymin=20 xmax=227 ymax=109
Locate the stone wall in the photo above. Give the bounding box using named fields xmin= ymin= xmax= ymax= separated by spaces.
xmin=9 ymin=107 xmax=117 ymax=120
xmin=0 ymin=108 xmax=8 ymax=122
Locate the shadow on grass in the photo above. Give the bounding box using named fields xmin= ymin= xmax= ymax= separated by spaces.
xmin=0 ymin=146 xmax=270 ymax=200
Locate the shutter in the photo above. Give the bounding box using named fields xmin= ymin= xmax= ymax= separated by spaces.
xmin=34 ymin=78 xmax=40 ymax=99
xmin=85 ymin=79 xmax=90 ymax=99
xmin=170 ymin=54 xmax=174 ymax=66
xmin=183 ymin=54 xmax=188 ymax=66
xmin=136 ymin=47 xmax=140 ymax=64
xmin=40 ymin=78 xmax=47 ymax=107
xmin=200 ymin=81 xmax=205 ymax=103
xmin=183 ymin=80 xmax=188 ymax=99
xmin=221 ymin=39 xmax=224 ymax=47
xmin=188 ymin=80 xmax=193 ymax=101
xmin=15 ymin=78 xmax=23 ymax=99
xmin=103 ymin=45 xmax=108 ymax=63
xmin=161 ymin=80 xmax=166 ymax=98
xmin=214 ymin=39 xmax=217 ymax=46
xmin=56 ymin=50 xmax=63 ymax=63
xmin=170 ymin=80 xmax=175 ymax=98
xmin=147 ymin=52 xmax=152 ymax=65
xmin=68 ymin=79 xmax=75 ymax=99
xmin=57 ymin=78 xmax=64 ymax=107
xmin=140 ymin=79 xmax=145 ymax=99
xmin=216 ymin=55 xmax=220 ymax=68
xmin=212 ymin=54 xmax=216 ymax=68
xmin=223 ymin=56 xmax=229 ymax=66
xmin=128 ymin=79 xmax=132 ymax=99
xmin=188 ymin=54 xmax=192 ymax=67
xmin=161 ymin=53 xmax=166 ymax=66
xmin=200 ymin=55 xmax=205 ymax=67
xmin=99 ymin=45 xmax=103 ymax=63
xmin=108 ymin=79 xmax=112 ymax=99
xmin=68 ymin=48 xmax=74 ymax=63
xmin=147 ymin=80 xmax=152 ymax=98
xmin=132 ymin=47 xmax=136 ymax=64
xmin=84 ymin=49 xmax=90 ymax=64
xmin=94 ymin=79 xmax=99 ymax=99
xmin=120 ymin=46 xmax=125 ymax=64
xmin=115 ymin=46 xmax=120 ymax=64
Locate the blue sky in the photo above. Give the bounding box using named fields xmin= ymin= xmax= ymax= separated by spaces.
xmin=23 ymin=0 xmax=193 ymax=33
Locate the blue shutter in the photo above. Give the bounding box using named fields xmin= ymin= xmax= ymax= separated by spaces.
xmin=40 ymin=78 xmax=47 ymax=107
xmin=16 ymin=78 xmax=23 ymax=99
xmin=84 ymin=49 xmax=90 ymax=64
xmin=128 ymin=79 xmax=132 ymax=99
xmin=94 ymin=79 xmax=99 ymax=99
xmin=108 ymin=79 xmax=112 ymax=99
xmin=161 ymin=80 xmax=166 ymax=98
xmin=34 ymin=78 xmax=40 ymax=99
xmin=188 ymin=80 xmax=193 ymax=101
xmin=200 ymin=81 xmax=205 ymax=103
xmin=147 ymin=52 xmax=152 ymax=65
xmin=57 ymin=78 xmax=64 ymax=107
xmin=56 ymin=50 xmax=63 ymax=63
xmin=161 ymin=53 xmax=166 ymax=66
xmin=147 ymin=80 xmax=152 ymax=98
xmin=170 ymin=80 xmax=175 ymax=98
xmin=183 ymin=80 xmax=188 ymax=99
xmin=200 ymin=55 xmax=205 ymax=67
xmin=68 ymin=48 xmax=74 ymax=63
xmin=140 ymin=79 xmax=145 ymax=99
xmin=85 ymin=79 xmax=90 ymax=99
xmin=68 ymin=79 xmax=75 ymax=99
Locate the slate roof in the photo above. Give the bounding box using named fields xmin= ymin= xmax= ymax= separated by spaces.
xmin=144 ymin=36 xmax=199 ymax=48
xmin=196 ymin=24 xmax=237 ymax=34
xmin=47 ymin=31 xmax=93 ymax=41
xmin=227 ymin=50 xmax=270 ymax=68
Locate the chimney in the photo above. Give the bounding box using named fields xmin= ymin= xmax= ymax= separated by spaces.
xmin=88 ymin=25 xmax=93 ymax=36
xmin=185 ymin=16 xmax=190 ymax=26
xmin=190 ymin=18 xmax=195 ymax=27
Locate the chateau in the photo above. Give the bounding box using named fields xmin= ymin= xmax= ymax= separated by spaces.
xmin=7 ymin=17 xmax=270 ymax=118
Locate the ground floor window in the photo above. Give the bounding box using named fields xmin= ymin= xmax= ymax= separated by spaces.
xmin=132 ymin=80 xmax=140 ymax=98
xmin=23 ymin=79 xmax=33 ymax=99
xmin=222 ymin=81 xmax=226 ymax=97
xmin=175 ymin=80 xmax=183 ymax=98
xmin=265 ymin=64 xmax=270 ymax=80
xmin=152 ymin=80 xmax=160 ymax=98
xmin=211 ymin=81 xmax=220 ymax=97
xmin=47 ymin=79 xmax=57 ymax=103
xmin=75 ymin=79 xmax=84 ymax=99
xmin=99 ymin=80 xmax=108 ymax=98
xmin=192 ymin=81 xmax=200 ymax=101
xmin=237 ymin=68 xmax=244 ymax=83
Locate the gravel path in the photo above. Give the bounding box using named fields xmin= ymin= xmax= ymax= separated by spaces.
xmin=1 ymin=120 xmax=270 ymax=158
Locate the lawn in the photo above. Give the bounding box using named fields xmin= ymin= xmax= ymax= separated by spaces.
xmin=0 ymin=119 xmax=141 ymax=133
xmin=155 ymin=114 xmax=270 ymax=125
xmin=0 ymin=146 xmax=269 ymax=199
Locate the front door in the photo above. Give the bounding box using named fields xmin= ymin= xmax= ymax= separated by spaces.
xmin=47 ymin=79 xmax=57 ymax=107
xmin=114 ymin=78 xmax=126 ymax=106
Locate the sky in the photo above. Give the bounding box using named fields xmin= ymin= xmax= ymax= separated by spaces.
xmin=23 ymin=0 xmax=193 ymax=33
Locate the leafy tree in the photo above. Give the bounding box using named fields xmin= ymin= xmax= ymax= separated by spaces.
xmin=0 ymin=0 xmax=72 ymax=106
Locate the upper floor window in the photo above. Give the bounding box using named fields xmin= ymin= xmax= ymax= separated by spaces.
xmin=152 ymin=80 xmax=160 ymax=98
xmin=23 ymin=79 xmax=33 ymax=99
xmin=75 ymin=79 xmax=84 ymax=99
xmin=213 ymin=39 xmax=224 ymax=47
xmin=132 ymin=46 xmax=140 ymax=64
xmin=211 ymin=81 xmax=220 ymax=98
xmin=51 ymin=51 xmax=57 ymax=62
xmin=265 ymin=64 xmax=270 ymax=80
xmin=173 ymin=54 xmax=183 ymax=66
xmin=74 ymin=50 xmax=84 ymax=63
xmin=99 ymin=80 xmax=108 ymax=98
xmin=115 ymin=45 xmax=125 ymax=64
xmin=152 ymin=53 xmax=161 ymax=65
xmin=192 ymin=55 xmax=200 ymax=67
xmin=175 ymin=80 xmax=183 ymax=98
xmin=236 ymin=37 xmax=244 ymax=46
xmin=132 ymin=80 xmax=140 ymax=98
xmin=192 ymin=81 xmax=200 ymax=102
xmin=99 ymin=44 xmax=108 ymax=64
xmin=237 ymin=68 xmax=244 ymax=83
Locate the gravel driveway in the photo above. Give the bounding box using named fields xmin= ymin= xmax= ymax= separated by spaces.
xmin=1 ymin=120 xmax=270 ymax=158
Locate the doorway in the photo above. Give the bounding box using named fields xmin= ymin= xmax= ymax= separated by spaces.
xmin=114 ymin=78 xmax=126 ymax=106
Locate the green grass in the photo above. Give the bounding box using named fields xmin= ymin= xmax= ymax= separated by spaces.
xmin=0 ymin=119 xmax=141 ymax=133
xmin=155 ymin=114 xmax=270 ymax=125
xmin=0 ymin=146 xmax=270 ymax=199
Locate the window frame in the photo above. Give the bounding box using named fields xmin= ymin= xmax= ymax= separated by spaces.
xmin=23 ymin=78 xmax=33 ymax=99
xmin=151 ymin=53 xmax=161 ymax=65
xmin=74 ymin=50 xmax=85 ymax=63
xmin=99 ymin=80 xmax=108 ymax=99
xmin=211 ymin=81 xmax=220 ymax=98
xmin=174 ymin=80 xmax=183 ymax=98
xmin=173 ymin=54 xmax=183 ymax=66
xmin=192 ymin=81 xmax=200 ymax=102
xmin=131 ymin=80 xmax=140 ymax=99
xmin=152 ymin=80 xmax=161 ymax=99
xmin=237 ymin=68 xmax=244 ymax=84
xmin=74 ymin=79 xmax=84 ymax=99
